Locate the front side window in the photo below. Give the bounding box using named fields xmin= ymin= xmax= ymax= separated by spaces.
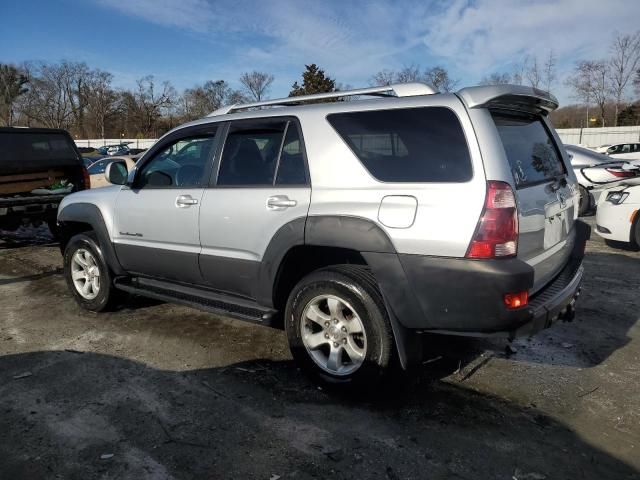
xmin=217 ymin=120 xmax=290 ymax=186
xmin=136 ymin=133 xmax=217 ymax=188
xmin=491 ymin=112 xmax=565 ymax=187
xmin=327 ymin=107 xmax=473 ymax=183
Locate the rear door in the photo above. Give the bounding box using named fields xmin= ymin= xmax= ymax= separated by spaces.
xmin=198 ymin=118 xmax=311 ymax=298
xmin=491 ymin=112 xmax=577 ymax=292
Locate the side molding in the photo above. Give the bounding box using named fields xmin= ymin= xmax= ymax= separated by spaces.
xmin=58 ymin=203 xmax=125 ymax=275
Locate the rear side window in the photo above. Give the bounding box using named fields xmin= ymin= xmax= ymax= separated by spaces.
xmin=218 ymin=120 xmax=287 ymax=186
xmin=491 ymin=112 xmax=565 ymax=187
xmin=327 ymin=107 xmax=472 ymax=183
xmin=217 ymin=119 xmax=308 ymax=187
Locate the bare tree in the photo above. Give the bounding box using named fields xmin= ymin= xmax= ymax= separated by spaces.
xmin=424 ymin=66 xmax=458 ymax=92
xmin=479 ymin=72 xmax=511 ymax=85
xmin=370 ymin=69 xmax=395 ymax=86
xmin=567 ymin=61 xmax=609 ymax=127
xmin=371 ymin=65 xmax=457 ymax=91
xmin=128 ymin=76 xmax=175 ymax=137
xmin=395 ymin=65 xmax=421 ymax=83
xmin=239 ymin=71 xmax=274 ymax=102
xmin=181 ymin=80 xmax=238 ymax=120
xmin=86 ymin=70 xmax=119 ymax=139
xmin=525 ymin=55 xmax=542 ymax=89
xmin=18 ymin=62 xmax=75 ymax=129
xmin=0 ymin=64 xmax=29 ymax=126
xmin=542 ymin=50 xmax=557 ymax=92
xmin=608 ymin=31 xmax=640 ymax=126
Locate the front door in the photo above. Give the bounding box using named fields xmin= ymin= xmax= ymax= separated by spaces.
xmin=112 ymin=126 xmax=219 ymax=284
xmin=199 ymin=118 xmax=311 ymax=298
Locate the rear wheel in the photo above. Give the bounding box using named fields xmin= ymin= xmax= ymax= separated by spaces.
xmin=632 ymin=214 xmax=640 ymax=249
xmin=285 ymin=265 xmax=395 ymax=387
xmin=64 ymin=233 xmax=118 ymax=312
xmin=578 ymin=185 xmax=590 ymax=216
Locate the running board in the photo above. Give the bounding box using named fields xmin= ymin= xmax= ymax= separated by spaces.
xmin=114 ymin=276 xmax=279 ymax=327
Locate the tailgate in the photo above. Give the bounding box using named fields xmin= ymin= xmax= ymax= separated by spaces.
xmin=491 ymin=111 xmax=577 ymax=292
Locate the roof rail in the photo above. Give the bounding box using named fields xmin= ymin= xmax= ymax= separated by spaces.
xmin=207 ymin=82 xmax=437 ymax=117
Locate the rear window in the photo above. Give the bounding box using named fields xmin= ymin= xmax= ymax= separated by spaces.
xmin=327 ymin=107 xmax=473 ymax=183
xmin=491 ymin=112 xmax=565 ymax=187
xmin=0 ymin=132 xmax=77 ymax=163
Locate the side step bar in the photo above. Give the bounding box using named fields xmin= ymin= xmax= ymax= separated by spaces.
xmin=114 ymin=276 xmax=279 ymax=327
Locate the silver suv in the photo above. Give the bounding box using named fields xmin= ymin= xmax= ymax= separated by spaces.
xmin=57 ymin=83 xmax=590 ymax=386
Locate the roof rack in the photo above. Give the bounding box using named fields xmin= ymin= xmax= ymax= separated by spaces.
xmin=207 ymin=82 xmax=437 ymax=117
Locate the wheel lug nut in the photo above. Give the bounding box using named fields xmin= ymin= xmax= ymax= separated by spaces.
xmin=324 ymin=322 xmax=329 ymax=327
xmin=333 ymin=319 xmax=338 ymax=324
xmin=341 ymin=326 xmax=347 ymax=332
xmin=324 ymin=333 xmax=329 ymax=339
xmin=342 ymin=338 xmax=347 ymax=344
xmin=333 ymin=342 xmax=339 ymax=348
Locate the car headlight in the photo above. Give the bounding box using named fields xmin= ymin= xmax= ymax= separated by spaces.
xmin=606 ymin=191 xmax=629 ymax=205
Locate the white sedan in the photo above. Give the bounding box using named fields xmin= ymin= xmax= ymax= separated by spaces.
xmin=595 ymin=180 xmax=640 ymax=248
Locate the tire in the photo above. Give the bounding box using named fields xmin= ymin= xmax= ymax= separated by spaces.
xmin=63 ymin=232 xmax=118 ymax=312
xmin=285 ymin=265 xmax=395 ymax=387
xmin=46 ymin=218 xmax=60 ymax=240
xmin=632 ymin=215 xmax=640 ymax=250
xmin=578 ymin=185 xmax=590 ymax=216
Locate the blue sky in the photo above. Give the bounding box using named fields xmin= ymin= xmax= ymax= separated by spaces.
xmin=1 ymin=0 xmax=638 ymax=104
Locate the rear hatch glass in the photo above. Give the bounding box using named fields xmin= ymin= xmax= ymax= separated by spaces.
xmin=491 ymin=111 xmax=575 ymax=292
xmin=0 ymin=131 xmax=81 ymax=175
xmin=491 ymin=113 xmax=565 ymax=187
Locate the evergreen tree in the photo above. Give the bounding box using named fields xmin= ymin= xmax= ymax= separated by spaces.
xmin=289 ymin=64 xmax=336 ymax=97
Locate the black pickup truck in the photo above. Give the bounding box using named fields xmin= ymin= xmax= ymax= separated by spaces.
xmin=0 ymin=127 xmax=89 ymax=236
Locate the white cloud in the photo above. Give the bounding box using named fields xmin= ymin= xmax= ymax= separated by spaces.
xmin=96 ymin=0 xmax=640 ymax=102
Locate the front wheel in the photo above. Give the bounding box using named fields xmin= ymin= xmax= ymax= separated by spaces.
xmin=285 ymin=265 xmax=395 ymax=387
xmin=63 ymin=233 xmax=118 ymax=312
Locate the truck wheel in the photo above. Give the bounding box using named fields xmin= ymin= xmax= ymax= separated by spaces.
xmin=285 ymin=265 xmax=395 ymax=387
xmin=578 ymin=185 xmax=590 ymax=216
xmin=63 ymin=232 xmax=117 ymax=312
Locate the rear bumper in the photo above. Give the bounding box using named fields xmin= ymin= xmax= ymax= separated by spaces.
xmin=0 ymin=194 xmax=64 ymax=225
xmin=365 ymin=220 xmax=591 ymax=337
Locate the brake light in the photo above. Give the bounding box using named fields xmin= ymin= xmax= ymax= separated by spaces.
xmin=504 ymin=291 xmax=528 ymax=309
xmin=466 ymin=181 xmax=518 ymax=259
xmin=82 ymin=166 xmax=91 ymax=190
xmin=606 ymin=168 xmax=636 ymax=178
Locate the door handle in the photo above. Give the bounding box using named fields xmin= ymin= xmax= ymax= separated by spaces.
xmin=176 ymin=195 xmax=198 ymax=208
xmin=267 ymin=195 xmax=297 ymax=210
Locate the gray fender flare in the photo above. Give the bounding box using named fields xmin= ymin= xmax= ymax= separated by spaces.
xmin=58 ymin=203 xmax=125 ymax=276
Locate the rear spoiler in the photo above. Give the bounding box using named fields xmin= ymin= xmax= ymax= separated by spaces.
xmin=456 ymin=85 xmax=559 ymax=115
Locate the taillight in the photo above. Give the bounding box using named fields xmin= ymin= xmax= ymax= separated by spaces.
xmin=466 ymin=181 xmax=518 ymax=259
xmin=82 ymin=166 xmax=91 ymax=190
xmin=606 ymin=168 xmax=636 ymax=178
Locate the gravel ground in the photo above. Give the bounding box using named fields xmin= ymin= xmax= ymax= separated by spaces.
xmin=0 ymin=217 xmax=638 ymax=479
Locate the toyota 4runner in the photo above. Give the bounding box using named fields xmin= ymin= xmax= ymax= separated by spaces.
xmin=57 ymin=83 xmax=590 ymax=386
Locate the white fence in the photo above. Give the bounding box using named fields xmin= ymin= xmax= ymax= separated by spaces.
xmin=74 ymin=138 xmax=158 ymax=150
xmin=556 ymin=126 xmax=640 ymax=148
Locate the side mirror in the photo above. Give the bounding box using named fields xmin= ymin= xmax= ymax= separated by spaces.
xmin=105 ymin=161 xmax=128 ymax=185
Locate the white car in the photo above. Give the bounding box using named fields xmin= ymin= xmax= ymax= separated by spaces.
xmin=603 ymin=142 xmax=640 ymax=161
xmin=595 ymin=179 xmax=640 ymax=248
xmin=565 ymin=144 xmax=640 ymax=214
